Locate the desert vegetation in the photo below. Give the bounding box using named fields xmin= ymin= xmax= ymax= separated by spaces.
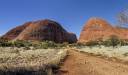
xmin=0 ymin=47 xmax=67 ymax=75
xmin=77 ymin=35 xmax=128 ymax=48
xmin=1 ymin=36 xmax=128 ymax=75
xmin=0 ymin=37 xmax=70 ymax=49
xmin=0 ymin=37 xmax=70 ymax=75
xmin=75 ymin=36 xmax=128 ymax=62
xmin=77 ymin=46 xmax=128 ymax=61
xmin=68 ymin=35 xmax=128 ymax=62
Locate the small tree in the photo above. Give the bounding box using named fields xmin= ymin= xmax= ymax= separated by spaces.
xmin=110 ymin=35 xmax=120 ymax=47
xmin=102 ymin=35 xmax=120 ymax=48
xmin=85 ymin=40 xmax=99 ymax=48
xmin=0 ymin=37 xmax=10 ymax=47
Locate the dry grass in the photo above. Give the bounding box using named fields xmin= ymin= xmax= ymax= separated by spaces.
xmin=0 ymin=47 xmax=67 ymax=75
xmin=76 ymin=46 xmax=128 ymax=62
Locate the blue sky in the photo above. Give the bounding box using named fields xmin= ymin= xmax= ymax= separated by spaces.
xmin=0 ymin=0 xmax=128 ymax=38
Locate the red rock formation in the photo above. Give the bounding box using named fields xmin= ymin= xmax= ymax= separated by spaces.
xmin=2 ymin=22 xmax=32 ymax=40
xmin=79 ymin=17 xmax=128 ymax=43
xmin=3 ymin=19 xmax=77 ymax=43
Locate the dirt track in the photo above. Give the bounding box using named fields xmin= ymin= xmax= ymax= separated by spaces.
xmin=57 ymin=50 xmax=128 ymax=75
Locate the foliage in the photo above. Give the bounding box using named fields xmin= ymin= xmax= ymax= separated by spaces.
xmin=85 ymin=40 xmax=99 ymax=47
xmin=0 ymin=38 xmax=32 ymax=47
xmin=78 ymin=35 xmax=128 ymax=48
xmin=0 ymin=36 xmax=128 ymax=48
xmin=12 ymin=40 xmax=31 ymax=48
xmin=0 ymin=37 xmax=71 ymax=49
xmin=32 ymin=41 xmax=69 ymax=49
xmin=0 ymin=37 xmax=11 ymax=47
xmin=101 ymin=35 xmax=120 ymax=47
xmin=32 ymin=41 xmax=56 ymax=49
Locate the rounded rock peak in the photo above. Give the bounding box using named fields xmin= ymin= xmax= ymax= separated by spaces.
xmin=84 ymin=17 xmax=112 ymax=29
xmin=30 ymin=19 xmax=64 ymax=29
xmin=6 ymin=19 xmax=77 ymax=43
xmin=33 ymin=19 xmax=60 ymax=25
xmin=88 ymin=17 xmax=107 ymax=22
xmin=87 ymin=17 xmax=110 ymax=24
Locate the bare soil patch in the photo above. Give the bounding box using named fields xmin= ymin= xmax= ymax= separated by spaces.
xmin=57 ymin=49 xmax=128 ymax=75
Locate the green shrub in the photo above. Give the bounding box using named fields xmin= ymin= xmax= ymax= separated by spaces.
xmin=0 ymin=37 xmax=10 ymax=47
xmin=85 ymin=40 xmax=99 ymax=46
xmin=32 ymin=41 xmax=58 ymax=49
xmin=76 ymin=35 xmax=127 ymax=48
xmin=102 ymin=35 xmax=120 ymax=47
xmin=12 ymin=40 xmax=32 ymax=48
xmin=120 ymin=39 xmax=128 ymax=46
xmin=46 ymin=41 xmax=57 ymax=48
xmin=0 ymin=39 xmax=32 ymax=47
xmin=41 ymin=42 xmax=49 ymax=49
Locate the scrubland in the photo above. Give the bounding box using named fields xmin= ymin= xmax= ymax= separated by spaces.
xmin=1 ymin=38 xmax=128 ymax=75
xmin=0 ymin=47 xmax=67 ymax=75
xmin=76 ymin=46 xmax=128 ymax=62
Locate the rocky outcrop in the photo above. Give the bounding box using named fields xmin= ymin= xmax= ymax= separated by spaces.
xmin=79 ymin=17 xmax=128 ymax=43
xmin=2 ymin=22 xmax=32 ymax=40
xmin=3 ymin=19 xmax=77 ymax=43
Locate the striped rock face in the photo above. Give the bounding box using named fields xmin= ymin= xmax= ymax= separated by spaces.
xmin=2 ymin=22 xmax=32 ymax=40
xmin=79 ymin=18 xmax=128 ymax=43
xmin=3 ymin=19 xmax=77 ymax=43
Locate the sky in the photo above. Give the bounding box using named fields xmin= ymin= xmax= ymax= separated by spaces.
xmin=0 ymin=0 xmax=128 ymax=38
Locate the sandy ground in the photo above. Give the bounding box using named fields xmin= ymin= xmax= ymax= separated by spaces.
xmin=57 ymin=49 xmax=128 ymax=75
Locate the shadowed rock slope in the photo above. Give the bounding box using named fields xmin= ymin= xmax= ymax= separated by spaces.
xmin=2 ymin=22 xmax=32 ymax=40
xmin=79 ymin=17 xmax=128 ymax=43
xmin=3 ymin=19 xmax=77 ymax=43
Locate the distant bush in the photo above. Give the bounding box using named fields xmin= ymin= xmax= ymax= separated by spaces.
xmin=0 ymin=37 xmax=11 ymax=47
xmin=37 ymin=41 xmax=57 ymax=49
xmin=32 ymin=41 xmax=69 ymax=49
xmin=0 ymin=38 xmax=32 ymax=48
xmin=8 ymin=40 xmax=32 ymax=48
xmin=86 ymin=40 xmax=99 ymax=46
xmin=101 ymin=35 xmax=120 ymax=47
xmin=78 ymin=35 xmax=128 ymax=48
xmin=120 ymin=39 xmax=128 ymax=46
xmin=0 ymin=38 xmax=71 ymax=49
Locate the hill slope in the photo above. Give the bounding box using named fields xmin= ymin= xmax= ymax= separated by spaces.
xmin=2 ymin=22 xmax=32 ymax=40
xmin=2 ymin=19 xmax=77 ymax=43
xmin=79 ymin=17 xmax=128 ymax=43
